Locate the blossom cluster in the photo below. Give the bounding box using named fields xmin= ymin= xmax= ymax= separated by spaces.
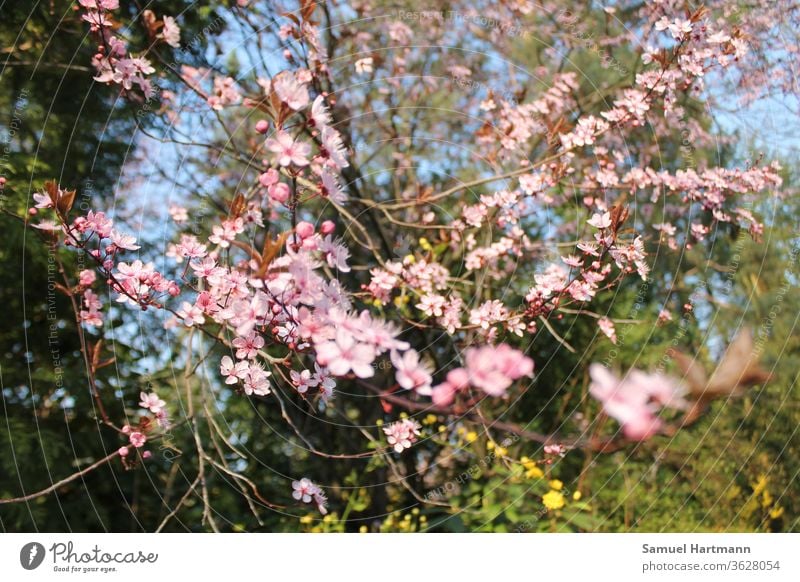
xmin=28 ymin=0 xmax=785 ymax=521
xmin=383 ymin=418 xmax=422 ymax=453
xmin=589 ymin=364 xmax=687 ymax=440
xmin=78 ymin=1 xmax=180 ymax=98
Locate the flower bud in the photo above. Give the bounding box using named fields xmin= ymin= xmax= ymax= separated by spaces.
xmin=268 ymin=182 xmax=290 ymax=203
xmin=295 ymin=221 xmax=315 ymax=239
xmin=259 ymin=169 xmax=279 ymax=187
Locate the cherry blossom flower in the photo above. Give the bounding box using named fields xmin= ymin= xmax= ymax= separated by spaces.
xmin=315 ymin=329 xmax=377 ymax=378
xmin=265 ymin=131 xmax=311 ymax=167
xmin=310 ymin=95 xmax=332 ymax=128
xmin=587 ymin=211 xmax=612 ymax=229
xmin=176 ymin=301 xmax=205 ymax=327
xmin=79 ymin=269 xmax=96 ymax=286
xmin=129 ymin=431 xmax=147 ymax=448
xmin=220 ymin=356 xmax=248 ymax=384
xmin=589 ymin=364 xmax=685 ymax=441
xmin=242 ymin=362 xmax=271 ymax=396
xmin=32 ymin=191 xmax=53 ymax=209
xmin=318 ymin=235 xmax=351 ymax=272
xmin=80 ymin=290 xmax=103 ymax=327
xmin=320 ymin=127 xmax=349 ymax=169
xmin=320 ymin=167 xmax=345 ymax=203
xmin=290 ymin=369 xmax=318 ymax=394
xmin=273 ymin=71 xmax=310 ymax=111
xmin=383 ymin=418 xmax=422 ymax=453
xmin=291 ymin=478 xmax=328 ymax=514
xmin=232 ymin=332 xmax=265 ymax=359
xmin=417 ymin=293 xmax=446 ymax=317
xmin=208 ymin=76 xmax=240 ymax=110
xmin=139 ymin=392 xmax=166 ymax=414
xmin=391 ymin=349 xmax=433 ymax=394
xmin=109 ymin=230 xmax=140 ymax=251
xmin=354 ymin=57 xmax=373 ymax=74
xmin=598 ymin=317 xmax=617 ymax=344
xmin=161 ymin=15 xmax=181 ymax=48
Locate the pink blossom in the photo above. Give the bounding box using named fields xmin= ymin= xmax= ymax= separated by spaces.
xmin=169 ymin=205 xmax=188 ymax=222
xmin=318 ymin=235 xmax=351 ymax=272
xmin=589 ymin=364 xmax=685 ymax=441
xmin=310 ymin=95 xmax=332 ymax=128
xmin=291 ymin=478 xmax=328 ymax=514
xmin=587 ymin=211 xmax=612 ymax=229
xmin=315 ymin=329 xmax=376 ymax=378
xmin=464 ymin=344 xmax=534 ymax=396
xmin=290 ymin=369 xmax=318 ymax=394
xmin=598 ymin=317 xmax=617 ymax=344
xmin=544 ymin=443 xmax=568 ymax=457
xmin=391 ymin=349 xmax=433 ymax=394
xmin=220 ymin=355 xmax=248 ymax=384
xmin=176 ymin=301 xmax=204 ymax=327
xmin=32 ymin=191 xmax=53 ymax=209
xmin=354 ymin=57 xmax=373 ymax=74
xmin=320 ymin=127 xmax=349 ymax=169
xmin=79 ymin=269 xmax=96 ymax=286
xmin=139 ymin=392 xmax=166 ymax=414
xmin=129 ymin=431 xmax=147 ymax=448
xmin=242 ymin=362 xmax=271 ymax=396
xmin=266 ymin=131 xmax=311 ymax=167
xmin=109 ymin=230 xmax=140 ymax=251
xmin=273 ymin=71 xmax=310 ymax=111
xmin=320 ymin=167 xmax=345 ymax=203
xmin=383 ymin=418 xmax=421 ymax=453
xmin=161 ymin=15 xmax=181 ymax=48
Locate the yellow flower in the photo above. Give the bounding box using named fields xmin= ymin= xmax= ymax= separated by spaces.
xmin=359 ymin=525 xmax=368 ymax=533
xmin=751 ymin=474 xmax=768 ymax=497
xmin=572 ymin=491 xmax=582 ymax=501
xmin=769 ymin=506 xmax=784 ymax=519
xmin=419 ymin=237 xmax=432 ymax=251
xmin=423 ymin=414 xmax=438 ymax=425
xmin=542 ymin=490 xmax=565 ymax=510
xmin=299 ymin=515 xmax=313 ymax=525
xmin=465 ymin=431 xmax=478 ymax=443
xmin=522 ymin=458 xmax=544 ymax=479
xmin=549 ymin=479 xmax=563 ymax=491
xmin=494 ymin=445 xmax=508 ymax=457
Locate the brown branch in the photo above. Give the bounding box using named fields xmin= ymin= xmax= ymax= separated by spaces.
xmin=0 ymin=451 xmax=120 ymax=505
